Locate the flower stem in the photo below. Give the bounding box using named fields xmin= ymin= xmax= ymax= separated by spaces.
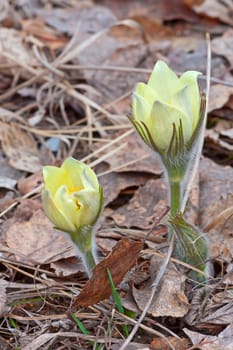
xmin=82 ymin=249 xmax=98 ymax=277
xmin=169 ymin=180 xmax=181 ymax=216
xmin=71 ymin=225 xmax=98 ymax=277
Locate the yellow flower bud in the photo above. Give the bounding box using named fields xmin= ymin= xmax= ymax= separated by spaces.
xmin=42 ymin=157 xmax=102 ymax=233
xmin=132 ymin=60 xmax=201 ymax=153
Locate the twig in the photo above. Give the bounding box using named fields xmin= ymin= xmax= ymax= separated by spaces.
xmin=181 ymin=33 xmax=211 ymax=212
xmin=119 ymin=235 xmax=175 ymax=350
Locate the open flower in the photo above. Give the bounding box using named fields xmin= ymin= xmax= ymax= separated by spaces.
xmin=42 ymin=157 xmax=102 ymax=234
xmin=132 ymin=60 xmax=202 ymax=154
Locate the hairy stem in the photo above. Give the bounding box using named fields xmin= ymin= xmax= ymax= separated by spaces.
xmin=81 ymin=249 xmax=98 ymax=277
xmin=169 ymin=180 xmax=181 ymax=216
xmin=71 ymin=225 xmax=97 ymax=277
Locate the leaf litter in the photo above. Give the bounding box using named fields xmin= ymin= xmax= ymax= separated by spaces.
xmin=0 ymin=0 xmax=233 ymax=349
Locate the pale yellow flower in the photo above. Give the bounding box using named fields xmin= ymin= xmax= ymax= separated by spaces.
xmin=132 ymin=60 xmax=201 ymax=152
xmin=42 ymin=157 xmax=102 ymax=233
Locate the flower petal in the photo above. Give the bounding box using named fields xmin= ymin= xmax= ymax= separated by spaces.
xmin=148 ymin=100 xmax=192 ymax=150
xmin=179 ymin=71 xmax=201 ymax=130
xmin=74 ymin=189 xmax=100 ymax=227
xmin=148 ymin=60 xmax=181 ymax=101
xmin=135 ymin=82 xmax=159 ymax=105
xmin=61 ymin=157 xmax=84 ymax=189
xmin=42 ymin=189 xmax=76 ymax=232
xmin=43 ymin=165 xmax=67 ymax=196
xmin=53 ymin=186 xmax=83 ymax=230
xmin=132 ymin=93 xmax=151 ymax=122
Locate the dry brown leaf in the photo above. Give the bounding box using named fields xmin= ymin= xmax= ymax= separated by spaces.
xmin=21 ymin=18 xmax=68 ymax=50
xmin=17 ymin=170 xmax=43 ymax=195
xmin=101 ymin=0 xmax=199 ymax=23
xmin=72 ymin=238 xmax=143 ymax=309
xmin=184 ymin=324 xmax=233 ymax=349
xmin=184 ymin=0 xmax=233 ymax=25
xmin=150 ymin=336 xmax=189 ymax=350
xmin=99 ymin=132 xmax=163 ymax=175
xmin=199 ymin=157 xmax=233 ymax=261
xmin=212 ymin=29 xmax=233 ymax=65
xmin=50 ymin=257 xmax=85 ymax=277
xmin=132 ymin=259 xmax=189 ymax=317
xmin=109 ymin=179 xmax=167 ymax=229
xmin=0 ymin=279 xmax=10 ymax=317
xmin=4 ymin=201 xmax=76 ymax=265
xmin=208 ymin=85 xmax=233 ymax=112
xmin=0 ymin=122 xmax=42 ymax=172
xmin=41 ymin=3 xmax=116 ymax=36
xmin=100 ymin=171 xmax=155 ymax=207
xmin=0 ymin=28 xmax=38 ymax=75
xmin=205 ymin=129 xmax=233 ymax=154
xmin=186 ymin=287 xmax=233 ymax=327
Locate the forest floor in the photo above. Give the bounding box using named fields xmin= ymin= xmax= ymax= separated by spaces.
xmin=0 ymin=1 xmax=233 ymax=349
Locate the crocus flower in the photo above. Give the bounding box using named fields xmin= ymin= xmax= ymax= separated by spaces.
xmin=42 ymin=157 xmax=102 ymax=233
xmin=132 ymin=60 xmax=202 ymax=155
xmin=131 ymin=60 xmax=209 ymax=283
xmin=42 ymin=157 xmax=102 ymax=276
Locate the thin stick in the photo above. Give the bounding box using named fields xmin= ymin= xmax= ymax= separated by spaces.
xmin=181 ymin=33 xmax=211 ymax=212
xmin=119 ymin=235 xmax=175 ymax=350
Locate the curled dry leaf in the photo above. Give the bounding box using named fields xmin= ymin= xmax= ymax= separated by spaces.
xmin=0 ymin=122 xmax=42 ymax=172
xmin=186 ymin=287 xmax=233 ymax=327
xmin=72 ymin=238 xmax=143 ymax=309
xmin=184 ymin=0 xmax=233 ymax=26
xmin=184 ymin=324 xmax=233 ymax=350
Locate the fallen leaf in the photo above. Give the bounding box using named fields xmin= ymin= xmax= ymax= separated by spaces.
xmin=199 ymin=157 xmax=233 ymax=261
xmin=17 ymin=170 xmax=43 ymax=195
xmin=72 ymin=238 xmax=143 ymax=309
xmin=205 ymin=129 xmax=233 ymax=155
xmin=40 ymin=3 xmax=116 ymax=36
xmin=98 ymin=132 xmax=163 ymax=175
xmin=21 ymin=18 xmax=68 ymax=50
xmin=0 ymin=122 xmax=43 ymax=172
xmin=0 ymin=177 xmax=16 ymax=191
xmin=0 ymin=279 xmax=10 ymax=317
xmin=208 ymin=84 xmax=233 ymax=112
xmin=212 ymin=29 xmax=233 ymax=66
xmin=0 ymin=28 xmax=38 ymax=76
xmin=100 ymin=171 xmax=155 ymax=207
xmin=132 ymin=259 xmax=190 ymax=317
xmin=186 ymin=286 xmax=233 ymax=326
xmin=184 ymin=0 xmax=233 ymax=26
xmin=150 ymin=336 xmax=189 ymax=350
xmin=77 ymin=23 xmax=147 ymax=104
xmin=184 ymin=324 xmax=233 ymax=349
xmin=3 ymin=201 xmax=76 ymax=265
xmin=109 ymin=179 xmax=167 ymax=229
xmin=101 ymin=0 xmax=200 ymax=23
xmin=50 ymin=257 xmax=85 ymax=277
